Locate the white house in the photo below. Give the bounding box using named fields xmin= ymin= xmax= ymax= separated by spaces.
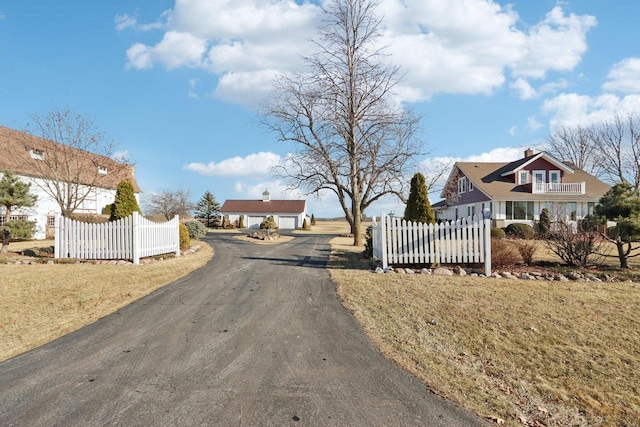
xmin=221 ymin=191 xmax=308 ymax=229
xmin=434 ymin=149 xmax=611 ymax=228
xmin=0 ymin=126 xmax=141 ymax=239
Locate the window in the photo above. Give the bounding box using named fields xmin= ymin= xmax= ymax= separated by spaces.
xmin=549 ymin=170 xmax=560 ymax=184
xmin=519 ymin=171 xmax=529 ymax=185
xmin=468 ymin=180 xmax=473 ymax=191
xmin=458 ymin=176 xmax=467 ymax=193
xmin=467 ymin=206 xmax=475 ymax=217
xmin=47 ymin=216 xmax=56 ymax=227
xmin=587 ymin=202 xmax=595 ymax=216
xmin=0 ymin=215 xmax=29 ymax=227
xmin=30 ymin=148 xmax=45 ymax=160
xmin=568 ymin=202 xmax=577 ymax=221
xmin=97 ymin=166 xmax=108 ymax=175
xmin=506 ymin=201 xmax=534 ymax=220
xmin=533 ymin=170 xmax=545 ymax=184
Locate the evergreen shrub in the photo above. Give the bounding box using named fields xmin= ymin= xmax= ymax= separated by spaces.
xmin=184 ymin=220 xmax=207 ymax=239
xmin=179 ymin=223 xmax=191 ymax=250
xmin=505 ymin=223 xmax=535 ymax=239
xmin=491 ymin=227 xmax=506 ymax=239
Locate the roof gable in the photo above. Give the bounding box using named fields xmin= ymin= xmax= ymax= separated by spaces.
xmin=500 ymin=152 xmax=573 ymax=177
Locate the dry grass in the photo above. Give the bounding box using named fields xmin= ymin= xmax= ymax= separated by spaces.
xmin=330 ymin=240 xmax=640 ymax=426
xmin=0 ymin=241 xmax=213 ymax=362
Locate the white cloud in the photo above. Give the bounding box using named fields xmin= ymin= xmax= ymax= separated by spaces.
xmin=123 ymin=0 xmax=596 ymax=106
xmin=527 ymin=116 xmax=542 ymax=131
xmin=510 ymin=7 xmax=596 ymax=79
xmin=184 ymin=151 xmax=281 ymax=176
xmin=602 ymin=57 xmax=640 ymax=94
xmin=115 ymin=12 xmax=168 ymax=32
xmin=542 ymin=92 xmax=640 ymax=130
xmin=508 ymin=126 xmax=517 ymax=136
xmin=510 ymin=78 xmax=537 ymax=99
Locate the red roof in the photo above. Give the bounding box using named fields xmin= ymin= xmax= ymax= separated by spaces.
xmin=220 ymin=199 xmax=306 ymax=214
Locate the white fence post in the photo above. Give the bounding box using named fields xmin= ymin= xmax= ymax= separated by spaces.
xmin=54 ymin=214 xmax=61 ymax=259
xmin=175 ymin=215 xmax=181 ymax=258
xmin=132 ymin=211 xmax=140 ymax=265
xmin=483 ymin=209 xmax=492 ymax=277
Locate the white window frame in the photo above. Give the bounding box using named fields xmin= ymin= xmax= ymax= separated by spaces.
xmin=533 ymin=170 xmax=545 ymax=184
xmin=458 ymin=176 xmax=467 ymax=193
xmin=518 ymin=170 xmax=529 ymax=185
xmin=97 ymin=166 xmax=108 ymax=175
xmin=549 ymin=170 xmax=561 ymax=183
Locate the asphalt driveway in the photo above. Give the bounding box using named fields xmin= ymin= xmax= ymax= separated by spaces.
xmin=0 ymin=232 xmax=486 ymax=426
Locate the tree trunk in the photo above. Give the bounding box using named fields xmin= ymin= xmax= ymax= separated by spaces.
xmin=616 ymin=240 xmax=629 ymax=268
xmin=352 ymin=194 xmax=362 ymax=247
xmin=1 ymin=228 xmax=9 ymax=254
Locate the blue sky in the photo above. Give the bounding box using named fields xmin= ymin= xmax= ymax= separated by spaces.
xmin=1 ymin=0 xmax=639 ymax=218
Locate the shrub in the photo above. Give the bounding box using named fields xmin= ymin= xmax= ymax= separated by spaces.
xmin=310 ymin=214 xmax=316 ymax=226
xmin=260 ymin=215 xmax=278 ymax=231
xmin=512 ymin=239 xmax=539 ymax=265
xmin=302 ymin=219 xmax=308 ymax=230
xmin=183 ymin=220 xmax=206 ymax=239
xmin=537 ymin=208 xmax=551 ymax=238
xmin=69 ymin=213 xmax=109 ymax=223
xmin=491 ymin=238 xmax=521 ymax=267
xmin=110 ymin=180 xmax=141 ymax=221
xmin=505 ymin=223 xmax=535 ymax=239
xmin=179 ymin=223 xmax=191 ymax=250
xmin=4 ymin=220 xmax=36 ymax=240
xmin=238 ymin=216 xmax=244 ymax=228
xmin=491 ymin=227 xmax=506 ymax=239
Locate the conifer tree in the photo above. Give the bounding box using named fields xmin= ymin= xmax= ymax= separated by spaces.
xmin=109 ymin=180 xmax=141 ymax=221
xmin=194 ymin=190 xmax=220 ymax=227
xmin=404 ymin=172 xmax=435 ymax=224
xmin=0 ymin=170 xmax=38 ymax=253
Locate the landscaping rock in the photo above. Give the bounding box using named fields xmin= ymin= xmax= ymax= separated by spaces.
xmin=420 ymin=268 xmax=431 ymax=275
xmin=433 ymin=267 xmax=453 ymax=276
xmin=453 ymin=266 xmax=467 ymax=276
xmin=375 ymin=267 xmax=384 ymax=274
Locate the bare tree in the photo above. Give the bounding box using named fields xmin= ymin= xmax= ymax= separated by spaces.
xmin=261 ymin=0 xmax=424 ymax=246
xmin=545 ymin=112 xmax=640 ymax=192
xmin=143 ymin=189 xmax=193 ymax=221
xmin=590 ymin=113 xmax=640 ymax=192
xmin=544 ymin=125 xmax=603 ymax=177
xmin=20 ymin=107 xmax=130 ymax=216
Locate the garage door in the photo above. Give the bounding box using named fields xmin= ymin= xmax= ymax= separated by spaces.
xmin=278 ymin=216 xmax=297 ymax=229
xmin=248 ymin=216 xmax=265 ymax=229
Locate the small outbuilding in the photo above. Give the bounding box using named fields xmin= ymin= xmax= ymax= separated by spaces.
xmin=220 ymin=191 xmax=308 ymax=229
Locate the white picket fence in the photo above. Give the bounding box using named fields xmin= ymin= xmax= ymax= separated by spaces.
xmin=372 ymin=215 xmax=492 ymax=276
xmin=54 ymin=212 xmax=180 ymax=265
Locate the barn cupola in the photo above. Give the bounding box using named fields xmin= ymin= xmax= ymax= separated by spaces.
xmin=262 ymin=189 xmax=270 ymax=202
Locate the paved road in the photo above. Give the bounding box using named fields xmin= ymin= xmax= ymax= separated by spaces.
xmin=0 ymin=232 xmax=486 ymax=426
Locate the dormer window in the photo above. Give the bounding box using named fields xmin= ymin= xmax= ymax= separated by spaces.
xmin=97 ymin=166 xmax=108 ymax=175
xmin=30 ymin=148 xmax=45 ymax=160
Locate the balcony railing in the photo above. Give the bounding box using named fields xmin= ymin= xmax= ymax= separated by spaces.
xmin=532 ymin=182 xmax=586 ymax=195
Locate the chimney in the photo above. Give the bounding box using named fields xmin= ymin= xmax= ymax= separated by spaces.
xmin=262 ymin=189 xmax=270 ymax=202
xmin=524 ymin=148 xmax=534 ymax=158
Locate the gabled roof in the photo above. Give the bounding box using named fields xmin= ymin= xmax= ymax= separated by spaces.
xmin=0 ymin=125 xmax=141 ymax=192
xmin=440 ymin=151 xmax=610 ymax=202
xmin=499 ymin=151 xmax=573 ymax=177
xmin=221 ymin=199 xmax=307 ymax=214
